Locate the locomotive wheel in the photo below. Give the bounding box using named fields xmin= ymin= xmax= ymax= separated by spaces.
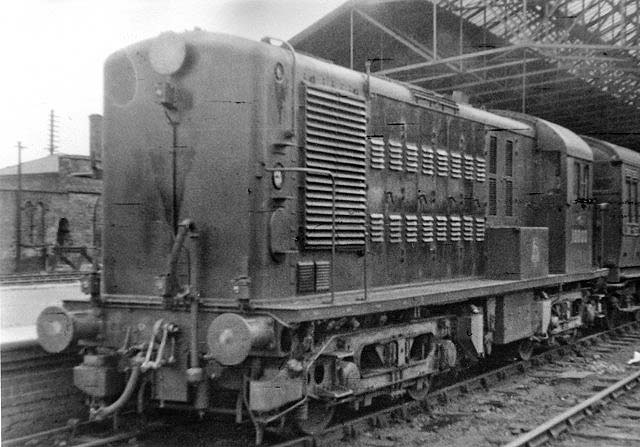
xmin=294 ymin=400 xmax=335 ymax=435
xmin=517 ymin=339 xmax=534 ymax=361
xmin=407 ymin=377 xmax=431 ymax=401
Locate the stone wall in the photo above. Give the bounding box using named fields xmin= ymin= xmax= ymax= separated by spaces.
xmin=0 ymin=343 xmax=85 ymax=440
xmin=0 ymin=168 xmax=102 ymax=274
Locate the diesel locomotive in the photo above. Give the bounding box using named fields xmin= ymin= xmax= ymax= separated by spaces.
xmin=36 ymin=31 xmax=640 ymax=442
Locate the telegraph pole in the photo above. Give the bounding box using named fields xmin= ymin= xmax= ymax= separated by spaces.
xmin=48 ymin=109 xmax=58 ymax=154
xmin=15 ymin=141 xmax=24 ymax=272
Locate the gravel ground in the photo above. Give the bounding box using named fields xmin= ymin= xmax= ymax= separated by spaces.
xmin=337 ymin=334 xmax=640 ymax=447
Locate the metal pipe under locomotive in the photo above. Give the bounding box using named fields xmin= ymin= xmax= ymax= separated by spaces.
xmin=35 ymin=31 xmax=638 ymax=440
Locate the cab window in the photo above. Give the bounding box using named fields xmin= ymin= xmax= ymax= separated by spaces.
xmin=626 ymin=176 xmax=633 ymax=223
xmin=574 ymin=161 xmax=581 ymax=201
xmin=634 ymin=179 xmax=639 ymax=223
xmin=581 ymin=164 xmax=589 ymax=199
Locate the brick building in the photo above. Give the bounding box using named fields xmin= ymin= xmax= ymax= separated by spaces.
xmin=0 ymin=153 xmax=102 ymax=274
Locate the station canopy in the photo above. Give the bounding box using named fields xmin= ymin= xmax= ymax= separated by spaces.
xmin=290 ymin=0 xmax=640 ymax=149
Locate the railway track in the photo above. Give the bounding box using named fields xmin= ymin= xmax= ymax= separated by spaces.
xmin=1 ymin=418 xmax=150 ymax=447
xmin=505 ymin=369 xmax=640 ymax=447
xmin=0 ymin=272 xmax=85 ymax=285
xmin=4 ymin=321 xmax=638 ymax=447
xmin=274 ymin=321 xmax=640 ymax=447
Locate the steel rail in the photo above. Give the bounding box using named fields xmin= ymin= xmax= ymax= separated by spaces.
xmin=0 ymin=272 xmax=84 ymax=285
xmin=1 ymin=417 xmax=159 ymax=447
xmin=504 ymin=368 xmax=640 ymax=447
xmin=0 ymin=421 xmax=143 ymax=447
xmin=72 ymin=429 xmax=145 ymax=447
xmin=1 ymin=424 xmax=79 ymax=447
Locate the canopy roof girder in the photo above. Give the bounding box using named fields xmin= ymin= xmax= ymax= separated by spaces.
xmin=290 ymin=0 xmax=640 ymax=149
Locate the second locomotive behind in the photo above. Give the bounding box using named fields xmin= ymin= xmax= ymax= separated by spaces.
xmin=36 ymin=31 xmax=639 ymax=442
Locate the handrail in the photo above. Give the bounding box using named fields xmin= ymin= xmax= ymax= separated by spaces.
xmin=162 ymin=219 xmax=195 ymax=301
xmin=261 ymin=37 xmax=297 ymax=134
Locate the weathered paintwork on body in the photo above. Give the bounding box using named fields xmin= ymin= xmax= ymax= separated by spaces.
xmin=103 ymin=33 xmax=257 ymax=300
xmin=39 ymin=31 xmax=640 ymax=441
xmin=102 ymin=32 xmax=566 ymax=306
xmin=494 ymin=111 xmax=594 ymax=274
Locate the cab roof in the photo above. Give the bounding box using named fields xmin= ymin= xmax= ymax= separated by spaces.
xmin=493 ymin=110 xmax=593 ymax=161
xmin=583 ymin=135 xmax=640 ymax=167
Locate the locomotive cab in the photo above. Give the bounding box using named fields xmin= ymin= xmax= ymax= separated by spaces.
xmin=493 ymin=111 xmax=594 ymax=274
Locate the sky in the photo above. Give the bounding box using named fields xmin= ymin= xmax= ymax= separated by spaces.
xmin=0 ymin=0 xmax=345 ymax=168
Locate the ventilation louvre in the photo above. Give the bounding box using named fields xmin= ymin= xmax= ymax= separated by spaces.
xmin=389 ymin=139 xmax=403 ymax=171
xmin=450 ymin=215 xmax=462 ymax=241
xmin=436 ymin=149 xmax=449 ymax=177
xmin=464 ymin=154 xmax=475 ymax=180
xmin=505 ymin=140 xmax=514 ymax=177
xmin=476 ymin=156 xmax=486 ymax=182
xmin=475 ymin=217 xmax=486 ymax=241
xmin=489 ymin=178 xmax=497 ymax=215
xmin=506 ymin=180 xmax=513 ymax=216
xmin=406 ymin=215 xmax=418 ymax=243
xmin=315 ymin=261 xmax=330 ymax=292
xmin=389 ymin=214 xmax=402 ymax=243
xmin=489 ymin=136 xmax=497 ymax=174
xmin=297 ymin=261 xmax=315 ymax=293
xmin=450 ymin=152 xmax=462 ymax=179
xmin=297 ymin=260 xmax=331 ymax=293
xmin=463 ymin=216 xmax=474 ymax=241
xmin=370 ymin=213 xmax=384 ymax=243
xmin=422 ymin=145 xmax=435 ymax=175
xmin=436 ymin=215 xmax=448 ymax=242
xmin=369 ymin=137 xmax=385 ymax=170
xmin=421 ymin=215 xmax=434 ymax=243
xmin=303 ymin=83 xmax=367 ymax=249
xmin=406 ymin=143 xmax=418 ymax=173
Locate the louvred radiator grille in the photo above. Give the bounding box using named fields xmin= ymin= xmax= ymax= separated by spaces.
xmin=303 ymin=83 xmax=367 ymax=248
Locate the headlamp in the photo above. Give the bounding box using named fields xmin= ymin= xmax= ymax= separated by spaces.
xmin=149 ymin=32 xmax=187 ymax=75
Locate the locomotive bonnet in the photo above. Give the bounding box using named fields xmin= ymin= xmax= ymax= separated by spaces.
xmin=35 ymin=30 xmax=640 ymax=443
